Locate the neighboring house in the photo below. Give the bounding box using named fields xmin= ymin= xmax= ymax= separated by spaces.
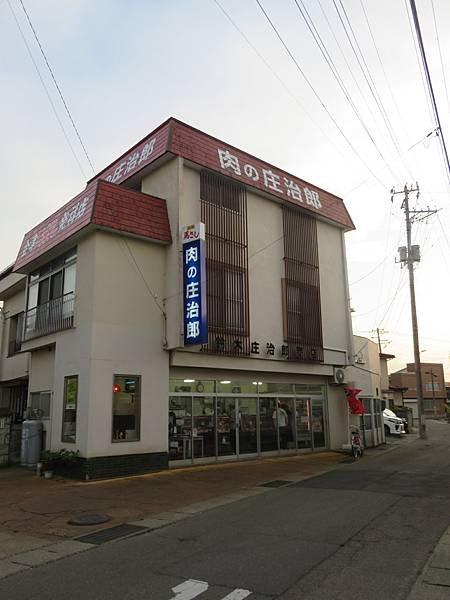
xmin=379 ymin=351 xmax=397 ymax=409
xmin=0 ymin=118 xmax=357 ymax=479
xmin=0 ymin=266 xmax=29 ymax=422
xmin=390 ymin=362 xmax=446 ymax=420
xmin=347 ymin=336 xmax=384 ymax=447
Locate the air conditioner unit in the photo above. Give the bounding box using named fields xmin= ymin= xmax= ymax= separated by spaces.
xmin=332 ymin=367 xmax=347 ymax=385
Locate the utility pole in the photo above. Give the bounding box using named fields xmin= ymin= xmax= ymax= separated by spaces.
xmin=373 ymin=327 xmax=389 ymax=354
xmin=391 ymin=183 xmax=437 ymax=439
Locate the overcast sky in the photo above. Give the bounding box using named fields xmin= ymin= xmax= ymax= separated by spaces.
xmin=1 ymin=0 xmax=449 ymax=378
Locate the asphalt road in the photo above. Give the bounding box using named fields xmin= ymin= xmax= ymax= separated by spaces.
xmin=2 ymin=420 xmax=450 ymax=600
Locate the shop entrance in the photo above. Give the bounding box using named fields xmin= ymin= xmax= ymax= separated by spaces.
xmin=168 ymin=381 xmax=328 ymax=465
xmin=217 ymin=397 xmax=258 ymax=459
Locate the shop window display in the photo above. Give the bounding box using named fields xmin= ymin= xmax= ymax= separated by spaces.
xmin=169 ymin=396 xmax=192 ymax=460
xmin=112 ymin=375 xmax=140 ymax=442
xmin=62 ymin=375 xmax=78 ymax=443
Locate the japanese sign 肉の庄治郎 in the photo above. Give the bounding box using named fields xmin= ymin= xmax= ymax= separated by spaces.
xmin=183 ymin=224 xmax=207 ymax=346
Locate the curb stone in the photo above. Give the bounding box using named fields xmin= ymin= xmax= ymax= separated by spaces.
xmin=407 ymin=525 xmax=450 ymax=599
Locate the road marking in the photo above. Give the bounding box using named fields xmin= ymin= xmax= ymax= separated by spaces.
xmin=169 ymin=579 xmax=208 ymax=600
xmin=168 ymin=580 xmax=252 ymax=599
xmin=221 ymin=590 xmax=252 ymax=600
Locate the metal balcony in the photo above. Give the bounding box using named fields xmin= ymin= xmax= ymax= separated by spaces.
xmin=23 ymin=292 xmax=75 ymax=341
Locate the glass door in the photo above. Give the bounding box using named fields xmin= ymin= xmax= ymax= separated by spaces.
xmin=193 ymin=397 xmax=215 ymax=459
xmin=237 ymin=398 xmax=258 ymax=455
xmin=217 ymin=397 xmax=237 ymax=457
xmin=168 ymin=396 xmax=192 ymax=462
xmin=311 ymin=399 xmax=326 ymax=449
xmin=276 ymin=398 xmax=295 ymax=451
xmin=295 ymin=398 xmax=312 ymax=450
xmin=259 ymin=397 xmax=278 ymax=452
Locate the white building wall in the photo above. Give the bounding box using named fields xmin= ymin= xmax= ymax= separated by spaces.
xmin=0 ymin=283 xmax=29 ymax=384
xmin=84 ymin=231 xmax=168 ymax=458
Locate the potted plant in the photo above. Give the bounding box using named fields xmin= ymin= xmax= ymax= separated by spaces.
xmin=41 ymin=449 xmax=80 ymax=478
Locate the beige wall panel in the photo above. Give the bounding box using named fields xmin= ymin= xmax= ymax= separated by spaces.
xmin=85 ymin=232 xmax=168 ymax=457
xmin=141 ymin=157 xmax=183 ymax=350
xmin=317 ymin=222 xmax=351 ymax=358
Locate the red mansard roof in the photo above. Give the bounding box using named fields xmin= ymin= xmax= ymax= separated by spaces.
xmin=14 ymin=181 xmax=171 ymax=272
xmin=89 ymin=117 xmax=355 ymax=231
xmin=14 ymin=118 xmax=354 ymax=271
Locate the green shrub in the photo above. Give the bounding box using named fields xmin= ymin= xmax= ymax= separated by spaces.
xmin=41 ymin=449 xmax=79 ymax=471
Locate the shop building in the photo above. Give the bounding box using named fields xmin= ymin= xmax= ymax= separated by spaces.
xmin=348 ymin=335 xmax=385 ymax=447
xmin=390 ymin=362 xmax=447 ymax=420
xmin=0 ymin=118 xmax=358 ymax=479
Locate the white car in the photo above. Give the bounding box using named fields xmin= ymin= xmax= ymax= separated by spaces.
xmin=383 ymin=408 xmax=405 ymax=436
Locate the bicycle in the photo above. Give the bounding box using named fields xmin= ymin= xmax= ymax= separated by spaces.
xmin=350 ymin=426 xmax=364 ymax=460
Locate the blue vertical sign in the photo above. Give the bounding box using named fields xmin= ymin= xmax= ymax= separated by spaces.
xmin=183 ymin=223 xmax=207 ymax=345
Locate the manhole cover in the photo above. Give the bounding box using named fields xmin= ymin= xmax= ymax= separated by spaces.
xmin=68 ymin=514 xmax=112 ymax=526
xmin=259 ymin=480 xmax=293 ymax=488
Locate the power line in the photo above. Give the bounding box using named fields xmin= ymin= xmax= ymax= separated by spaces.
xmin=254 ymin=0 xmax=388 ymax=188
xmin=349 ymin=256 xmax=388 ymax=286
xmin=6 ymin=0 xmax=87 ymax=179
xmin=332 ymin=0 xmax=408 ymax=182
xmin=212 ymin=0 xmax=349 ymax=161
xmin=430 ymin=0 xmax=450 ymax=132
xmin=293 ymin=0 xmax=401 ymax=184
xmin=18 ymin=0 xmax=96 ymax=175
xmin=407 ymin=0 xmax=450 ymax=187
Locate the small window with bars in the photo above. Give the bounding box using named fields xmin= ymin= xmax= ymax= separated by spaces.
xmin=29 ymin=391 xmax=51 ymax=419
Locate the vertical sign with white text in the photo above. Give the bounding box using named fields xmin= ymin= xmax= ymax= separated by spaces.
xmin=183 ymin=223 xmax=207 ymax=345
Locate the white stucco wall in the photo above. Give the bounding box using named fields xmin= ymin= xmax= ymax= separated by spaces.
xmin=0 ymin=284 xmax=29 ymax=383
xmin=83 ymin=231 xmax=168 ymax=457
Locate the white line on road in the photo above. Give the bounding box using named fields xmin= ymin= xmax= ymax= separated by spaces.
xmin=169 ymin=579 xmax=208 ymax=599
xmin=220 ymin=590 xmax=252 ymax=600
xmin=168 ymin=580 xmax=252 ymax=599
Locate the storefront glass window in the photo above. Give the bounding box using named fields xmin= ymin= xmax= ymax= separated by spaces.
xmin=168 ymin=378 xmax=327 ymax=461
xmin=217 ymin=397 xmax=236 ymax=456
xmin=295 ymin=384 xmax=325 ymax=395
xmin=362 ymin=398 xmax=373 ymax=431
xmin=169 ymin=396 xmax=192 ymax=460
xmin=259 ymin=397 xmax=278 ymax=451
xmin=216 ymin=380 xmax=258 ymax=394
xmin=259 ymin=383 xmax=294 ymax=394
xmin=274 ymin=398 xmax=295 ymax=450
xmin=238 ymin=398 xmax=257 ymax=454
xmin=311 ymin=399 xmax=326 ymax=448
xmin=193 ymin=397 xmax=215 ymax=458
xmin=112 ymin=375 xmax=140 ymax=442
xmin=62 ymin=375 xmax=77 ymax=443
xmin=169 ymin=380 xmax=215 ymax=394
xmin=296 ymin=398 xmax=312 ymax=449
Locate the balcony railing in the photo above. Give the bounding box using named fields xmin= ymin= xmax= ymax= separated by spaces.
xmin=23 ymin=292 xmax=75 ymax=341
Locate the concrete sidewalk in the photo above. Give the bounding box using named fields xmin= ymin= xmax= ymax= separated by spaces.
xmin=0 ymin=436 xmax=418 ymax=581
xmin=408 ymin=526 xmax=450 ymax=599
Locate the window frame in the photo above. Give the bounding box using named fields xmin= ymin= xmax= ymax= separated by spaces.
xmin=62 ymin=375 xmax=78 ymax=443
xmin=29 ymin=390 xmax=52 ymax=419
xmin=111 ymin=374 xmax=141 ymax=443
xmin=27 ymin=247 xmax=77 ymax=312
xmin=7 ymin=312 xmax=24 ymax=356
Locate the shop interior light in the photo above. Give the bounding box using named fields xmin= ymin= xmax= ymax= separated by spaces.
xmin=113 ymin=384 xmax=121 ymax=393
xmin=220 ymin=380 xmax=231 ymax=384
xmin=183 ymin=379 xmax=195 ymax=383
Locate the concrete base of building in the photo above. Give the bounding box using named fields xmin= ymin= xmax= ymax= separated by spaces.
xmin=58 ymin=452 xmax=169 ymax=481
